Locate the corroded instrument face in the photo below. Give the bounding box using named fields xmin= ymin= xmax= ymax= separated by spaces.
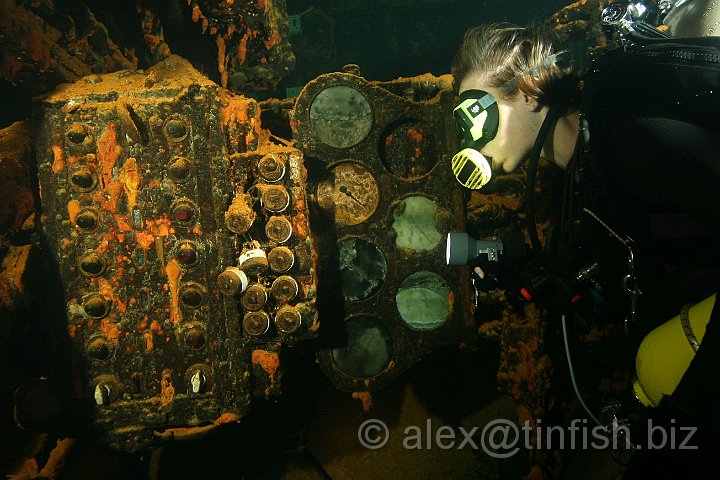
xmin=292 ymin=71 xmax=473 ymax=393
xmin=317 ymin=161 xmax=380 ymax=226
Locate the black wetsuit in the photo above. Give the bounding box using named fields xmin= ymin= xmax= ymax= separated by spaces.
xmin=583 ymin=88 xmax=720 ymax=479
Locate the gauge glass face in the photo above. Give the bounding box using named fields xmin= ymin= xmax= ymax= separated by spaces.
xmin=309 ymin=86 xmax=373 ymax=148
xmin=337 ymin=237 xmax=387 ymax=301
xmin=381 ymin=122 xmax=438 ymax=179
xmin=391 ymin=195 xmax=442 ymax=252
xmin=396 ymin=271 xmax=451 ymax=330
xmin=331 ymin=316 xmax=393 ymax=378
xmin=317 ymin=162 xmax=380 ymax=226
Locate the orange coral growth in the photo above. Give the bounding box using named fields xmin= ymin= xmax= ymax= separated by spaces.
xmin=214 ymin=412 xmax=241 ymax=424
xmin=264 ymin=30 xmax=279 ymax=50
xmin=256 ymin=0 xmax=269 ymax=13
xmin=24 ymin=28 xmax=51 ymax=71
xmin=160 ymin=371 xmax=175 ymax=406
xmin=237 ymin=33 xmax=250 ymax=63
xmin=216 ymin=34 xmax=228 ymax=88
xmin=222 ymin=95 xmax=250 ymax=124
xmin=150 ymin=320 xmax=163 ymax=335
xmin=121 ymin=157 xmax=140 ymax=214
xmin=165 ymin=259 xmax=181 ymax=323
xmin=407 ymin=128 xmax=423 ymax=143
xmin=99 ymin=319 xmax=120 ymax=341
xmin=104 ymin=179 xmax=123 ymax=213
xmin=67 ymin=200 xmax=80 ymax=225
xmin=135 ymin=231 xmax=154 ymax=250
xmin=352 ymin=391 xmax=373 ymax=412
xmin=291 ymin=211 xmax=307 ymax=238
xmin=252 ymin=349 xmax=280 ymax=382
xmin=147 ymin=216 xmax=172 ymax=237
xmin=96 ymin=123 xmax=122 ymax=190
xmin=143 ymin=331 xmax=154 ymax=351
xmin=113 ymin=214 xmax=133 ymax=233
xmin=51 ymin=146 xmax=64 ymax=173
xmin=98 ymin=277 xmax=127 ymax=314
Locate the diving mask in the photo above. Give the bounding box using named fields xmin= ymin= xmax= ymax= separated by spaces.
xmin=451 ymin=89 xmax=499 ymax=189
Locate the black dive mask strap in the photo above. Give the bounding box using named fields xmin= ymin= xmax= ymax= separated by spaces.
xmin=526 ymin=106 xmax=562 ymax=252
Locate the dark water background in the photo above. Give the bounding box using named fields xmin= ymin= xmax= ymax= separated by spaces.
xmin=279 ymin=0 xmax=576 ymax=92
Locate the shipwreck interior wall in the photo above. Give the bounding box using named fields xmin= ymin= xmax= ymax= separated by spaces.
xmin=0 ymin=1 xmax=640 ymax=479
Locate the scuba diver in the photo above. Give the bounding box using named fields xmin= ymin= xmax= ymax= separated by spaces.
xmin=449 ymin=2 xmax=720 ymax=477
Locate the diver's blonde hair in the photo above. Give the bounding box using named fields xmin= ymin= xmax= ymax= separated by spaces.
xmin=452 ymin=23 xmax=579 ymax=111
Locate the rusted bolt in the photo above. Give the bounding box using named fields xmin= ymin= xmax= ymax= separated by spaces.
xmin=243 ymin=311 xmax=270 ymax=336
xmin=176 ymin=242 xmax=198 ymax=266
xmin=271 ymin=275 xmax=299 ymax=303
xmin=274 ymin=304 xmax=302 ymax=334
xmin=217 ymin=267 xmax=249 ymax=296
xmin=94 ymin=381 xmax=112 ymax=406
xmin=265 ymin=216 xmax=292 ymax=243
xmin=163 ymin=117 xmax=189 ymax=141
xmin=238 ymin=248 xmax=269 ymax=275
xmin=83 ymin=294 xmax=110 ymax=319
xmin=225 ymin=193 xmax=256 ymax=234
xmin=241 ymin=284 xmax=268 ymax=311
xmin=268 ymin=246 xmax=295 ymax=273
xmin=185 ymin=327 xmax=206 ymax=349
xmin=67 ymin=123 xmax=90 ymax=144
xmin=260 ymin=185 xmax=290 ymax=213
xmin=258 ymin=153 xmax=286 ymax=182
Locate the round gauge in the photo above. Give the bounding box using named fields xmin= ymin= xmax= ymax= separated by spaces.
xmin=309 ymin=85 xmax=373 ymax=149
xmin=317 ymin=162 xmax=380 ymax=226
xmin=380 ymin=121 xmax=438 ymax=179
xmin=332 ymin=315 xmax=394 ymax=379
xmin=396 ymin=271 xmax=451 ymax=330
xmin=391 ymin=195 xmax=443 ymax=252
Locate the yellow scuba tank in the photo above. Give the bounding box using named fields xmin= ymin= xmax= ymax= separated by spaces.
xmin=633 ymin=293 xmax=717 ymax=407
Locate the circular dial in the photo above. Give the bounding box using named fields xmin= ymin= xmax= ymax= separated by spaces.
xmin=309 ymin=86 xmax=373 ymax=149
xmin=317 ymin=162 xmax=380 ymax=226
xmin=391 ymin=195 xmax=442 ymax=252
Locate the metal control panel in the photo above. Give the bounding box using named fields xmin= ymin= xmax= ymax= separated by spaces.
xmin=33 ymin=56 xmax=318 ymax=451
xmin=291 ymin=72 xmax=474 ymax=393
xmin=221 ymin=147 xmax=319 ymax=398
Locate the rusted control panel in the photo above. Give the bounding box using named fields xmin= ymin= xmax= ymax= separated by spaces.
xmin=291 ymin=72 xmax=474 ymax=394
xmin=32 ymin=55 xmax=318 ymax=451
xmin=222 ymin=146 xmax=319 ymax=398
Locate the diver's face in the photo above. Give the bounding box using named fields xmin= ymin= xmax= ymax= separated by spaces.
xmin=459 ymin=74 xmax=547 ymax=174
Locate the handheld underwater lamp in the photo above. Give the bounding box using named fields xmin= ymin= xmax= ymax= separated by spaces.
xmin=445 ymin=232 xmax=504 ymax=266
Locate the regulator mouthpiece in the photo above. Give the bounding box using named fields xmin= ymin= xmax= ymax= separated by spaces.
xmin=451 ymin=148 xmax=492 ymax=190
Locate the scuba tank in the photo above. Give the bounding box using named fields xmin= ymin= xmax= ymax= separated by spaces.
xmin=634 ymin=294 xmax=717 ymax=407
xmin=590 ymin=1 xmax=720 ymax=420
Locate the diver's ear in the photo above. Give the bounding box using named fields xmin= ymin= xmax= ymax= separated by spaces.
xmin=523 ymin=93 xmax=541 ymax=111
